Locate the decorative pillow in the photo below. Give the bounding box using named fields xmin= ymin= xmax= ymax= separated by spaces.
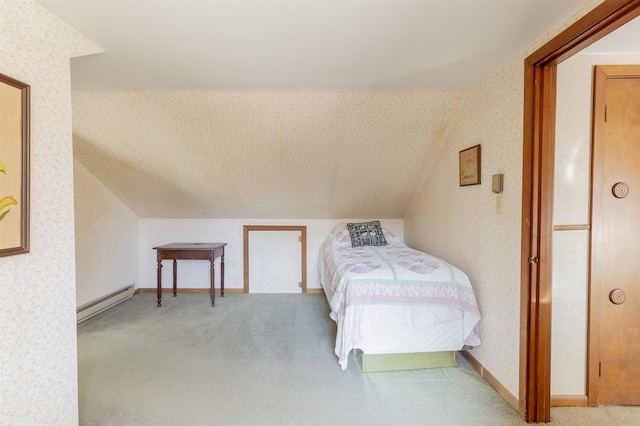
xmin=346 ymin=221 xmax=388 ymax=248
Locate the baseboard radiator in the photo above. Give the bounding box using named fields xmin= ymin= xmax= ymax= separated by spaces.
xmin=76 ymin=285 xmax=135 ymax=323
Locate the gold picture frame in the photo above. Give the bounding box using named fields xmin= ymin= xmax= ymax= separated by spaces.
xmin=459 ymin=144 xmax=481 ymax=186
xmin=0 ymin=72 xmax=30 ymax=257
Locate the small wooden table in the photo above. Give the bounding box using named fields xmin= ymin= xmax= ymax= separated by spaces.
xmin=153 ymin=243 xmax=226 ymax=307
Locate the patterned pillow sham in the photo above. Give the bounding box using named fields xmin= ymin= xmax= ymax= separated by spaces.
xmin=346 ymin=221 xmax=388 ymax=248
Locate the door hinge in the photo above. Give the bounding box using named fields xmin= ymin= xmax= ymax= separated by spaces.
xmin=298 ymin=236 xmax=302 ymax=242
xmin=599 ymin=361 xmax=602 ymax=377
xmin=604 ymin=105 xmax=608 ymax=122
xmin=299 ymin=282 xmax=302 ymax=288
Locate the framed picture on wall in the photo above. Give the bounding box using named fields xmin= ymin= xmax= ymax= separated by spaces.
xmin=459 ymin=144 xmax=481 ymax=186
xmin=0 ymin=72 xmax=30 ymax=257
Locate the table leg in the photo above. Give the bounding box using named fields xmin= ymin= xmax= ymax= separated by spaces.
xmin=157 ymin=260 xmax=163 ymax=307
xmin=210 ymin=258 xmax=216 ymax=307
xmin=173 ymin=259 xmax=177 ymax=297
xmin=221 ymin=252 xmax=225 ymax=297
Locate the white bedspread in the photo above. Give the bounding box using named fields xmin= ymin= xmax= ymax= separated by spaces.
xmin=319 ymin=225 xmax=481 ymax=369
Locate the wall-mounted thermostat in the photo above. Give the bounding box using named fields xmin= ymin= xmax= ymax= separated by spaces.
xmin=492 ymin=174 xmax=504 ymax=194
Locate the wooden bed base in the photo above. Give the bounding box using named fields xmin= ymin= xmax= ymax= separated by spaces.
xmin=356 ymin=350 xmax=458 ymax=372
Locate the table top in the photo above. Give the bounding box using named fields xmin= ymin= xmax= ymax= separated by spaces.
xmin=153 ymin=243 xmax=227 ymax=251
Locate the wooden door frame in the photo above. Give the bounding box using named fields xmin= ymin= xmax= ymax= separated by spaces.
xmin=521 ymin=0 xmax=640 ymax=422
xmin=243 ymin=225 xmax=307 ymax=293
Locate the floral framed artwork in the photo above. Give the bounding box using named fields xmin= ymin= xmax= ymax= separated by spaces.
xmin=459 ymin=144 xmax=481 ymax=186
xmin=0 ymin=72 xmax=30 ymax=257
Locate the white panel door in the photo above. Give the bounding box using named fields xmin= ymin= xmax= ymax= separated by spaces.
xmin=248 ymin=230 xmax=301 ymax=293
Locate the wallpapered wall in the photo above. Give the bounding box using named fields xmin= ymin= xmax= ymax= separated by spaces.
xmin=71 ymin=90 xmax=465 ymax=220
xmin=552 ymin=52 xmax=640 ymax=395
xmin=0 ymin=1 xmax=101 ymax=424
xmin=403 ymin=0 xmax=604 ymax=399
xmin=404 ymin=54 xmax=525 ymax=397
xmin=74 ymin=159 xmax=138 ymax=306
xmin=138 ymin=218 xmax=403 ymax=292
xmin=72 ymin=159 xmax=404 ymax=296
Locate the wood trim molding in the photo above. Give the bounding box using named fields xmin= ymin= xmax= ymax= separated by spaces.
xmin=550 ymin=395 xmax=588 ymax=407
xmin=519 ymin=60 xmax=536 ymax=421
xmin=553 ymin=224 xmax=590 ymax=231
xmin=243 ymin=225 xmax=307 ymax=294
xmin=136 ymin=287 xmax=321 ymax=295
xmin=460 ymin=351 xmax=519 ymax=413
xmin=135 ymin=288 xmax=245 ymax=295
xmin=521 ymin=0 xmax=640 ymax=422
xmin=520 ymin=62 xmax=557 ymax=423
xmin=587 ymin=66 xmax=608 ymax=407
xmin=526 ymin=0 xmax=640 ymax=66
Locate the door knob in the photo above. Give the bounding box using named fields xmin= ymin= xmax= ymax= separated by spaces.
xmin=612 ymin=182 xmax=629 ymax=199
xmin=609 ymin=288 xmax=626 ymax=305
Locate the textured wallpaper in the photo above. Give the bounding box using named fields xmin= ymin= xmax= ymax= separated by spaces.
xmin=74 ymin=159 xmax=139 ymax=306
xmin=404 ymin=55 xmax=525 ymax=397
xmin=0 ymin=1 xmax=101 ymax=424
xmin=72 ymin=90 xmax=464 ymax=219
xmin=404 ymin=0 xmax=605 ymax=399
xmin=138 ymin=218 xmax=404 ymax=292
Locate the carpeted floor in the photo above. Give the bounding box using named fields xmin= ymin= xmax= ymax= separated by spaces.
xmin=77 ymin=293 xmax=640 ymax=425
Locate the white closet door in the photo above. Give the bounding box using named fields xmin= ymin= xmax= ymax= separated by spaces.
xmin=248 ymin=230 xmax=301 ymax=293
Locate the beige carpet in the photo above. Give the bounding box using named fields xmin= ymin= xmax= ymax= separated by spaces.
xmin=77 ymin=293 xmax=640 ymax=425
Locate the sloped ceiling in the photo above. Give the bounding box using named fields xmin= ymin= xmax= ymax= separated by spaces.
xmin=72 ymin=90 xmax=464 ymax=218
xmin=39 ymin=0 xmax=587 ymax=218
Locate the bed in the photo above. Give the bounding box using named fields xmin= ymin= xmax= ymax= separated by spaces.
xmin=319 ymin=221 xmax=481 ymax=370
